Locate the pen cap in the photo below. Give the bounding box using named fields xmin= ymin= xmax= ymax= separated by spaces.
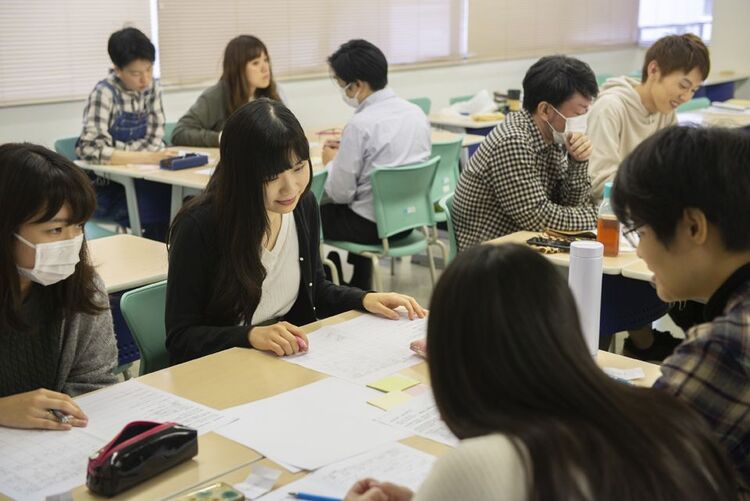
xmin=568 ymin=241 xmax=603 ymax=356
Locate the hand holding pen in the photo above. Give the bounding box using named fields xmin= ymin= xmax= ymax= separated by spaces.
xmin=0 ymin=388 xmax=87 ymax=430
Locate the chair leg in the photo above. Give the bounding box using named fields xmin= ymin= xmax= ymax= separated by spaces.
xmin=390 ymin=257 xmax=395 ymax=276
xmin=426 ymin=244 xmax=438 ymax=286
xmin=321 ymin=245 xmax=340 ymax=285
xmin=371 ymin=255 xmax=383 ymax=291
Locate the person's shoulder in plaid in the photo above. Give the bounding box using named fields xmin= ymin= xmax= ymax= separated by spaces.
xmin=453 ymin=55 xmax=599 ymax=251
xmin=76 ymin=27 xmax=173 ymax=166
xmin=611 ymin=125 xmax=750 ymax=497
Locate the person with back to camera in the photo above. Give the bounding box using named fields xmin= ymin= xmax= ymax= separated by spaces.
xmin=344 ymin=244 xmax=738 ymax=501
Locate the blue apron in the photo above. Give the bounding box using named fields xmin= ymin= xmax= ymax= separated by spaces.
xmin=93 ymin=80 xmax=170 ymax=236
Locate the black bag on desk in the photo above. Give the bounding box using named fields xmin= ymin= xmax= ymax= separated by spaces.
xmin=86 ymin=421 xmax=198 ymax=497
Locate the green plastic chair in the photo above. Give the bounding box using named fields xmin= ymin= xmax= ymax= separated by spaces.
xmin=164 ymin=122 xmax=177 ymax=146
xmin=596 ymin=73 xmax=613 ymax=87
xmin=449 ymin=94 xmax=473 ymax=105
xmin=120 ymin=281 xmax=169 ymax=376
xmin=408 ymin=97 xmax=431 ymax=115
xmin=438 ymin=193 xmax=457 ymax=263
xmin=677 ymin=97 xmax=711 ymax=112
xmin=428 ymin=136 xmax=462 ymax=263
xmin=54 ymin=137 xmax=78 ymax=161
xmin=310 ymin=170 xmax=340 ymax=285
xmin=325 ymin=157 xmax=440 ymax=291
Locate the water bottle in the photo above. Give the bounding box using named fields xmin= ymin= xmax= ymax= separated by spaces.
xmin=568 ymin=241 xmax=604 ymax=357
xmin=597 ymin=181 xmax=620 ymax=257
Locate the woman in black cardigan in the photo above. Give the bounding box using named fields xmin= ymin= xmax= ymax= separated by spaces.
xmin=166 ymin=99 xmax=425 ymax=364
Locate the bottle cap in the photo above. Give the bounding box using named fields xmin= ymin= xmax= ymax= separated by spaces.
xmin=603 ymin=181 xmax=613 ymax=199
xmin=570 ymin=240 xmax=604 ymax=258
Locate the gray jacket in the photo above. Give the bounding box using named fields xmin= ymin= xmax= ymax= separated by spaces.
xmin=59 ymin=276 xmax=119 ymax=396
xmin=171 ymin=81 xmax=229 ymax=147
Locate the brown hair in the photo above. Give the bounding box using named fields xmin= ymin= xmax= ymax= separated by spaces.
xmin=0 ymin=143 xmax=106 ymax=331
xmin=220 ymin=35 xmax=281 ymax=115
xmin=641 ymin=33 xmax=710 ymax=83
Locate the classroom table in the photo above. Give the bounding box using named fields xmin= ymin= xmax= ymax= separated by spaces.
xmin=78 ymin=130 xmax=485 ymax=224
xmin=621 ymin=259 xmax=653 ymax=282
xmin=428 ymin=113 xmax=503 ymax=131
xmin=487 ymin=230 xmax=642 ymax=275
xmin=5 ymin=309 xmax=657 ymax=501
xmin=87 ymin=234 xmax=168 ymax=293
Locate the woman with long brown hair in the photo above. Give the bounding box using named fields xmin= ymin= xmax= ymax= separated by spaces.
xmin=172 ymin=35 xmax=284 ymax=147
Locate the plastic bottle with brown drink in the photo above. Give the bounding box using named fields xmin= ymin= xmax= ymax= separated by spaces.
xmin=596 ymin=181 xmax=620 ymax=257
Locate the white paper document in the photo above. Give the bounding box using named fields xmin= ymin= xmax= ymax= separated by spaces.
xmin=258 ymin=442 xmax=437 ymax=500
xmin=375 ymin=391 xmax=458 ymax=447
xmin=235 ymin=465 xmax=283 ymax=499
xmin=216 ymin=378 xmax=410 ymax=470
xmin=76 ymin=379 xmax=236 ymax=439
xmin=195 ymin=167 xmax=215 ymax=175
xmin=0 ymin=380 xmax=234 ymax=501
xmin=284 ymin=314 xmax=427 ymax=383
xmin=603 ymin=367 xmax=646 ymax=381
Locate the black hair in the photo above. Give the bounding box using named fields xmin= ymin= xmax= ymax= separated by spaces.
xmin=108 ymin=27 xmax=155 ymax=68
xmin=612 ymin=125 xmax=750 ymax=250
xmin=428 ymin=244 xmax=738 ymax=501
xmin=522 ymin=55 xmax=598 ymax=113
xmin=328 ymin=39 xmax=388 ymax=91
xmin=169 ymin=98 xmax=311 ymax=325
xmin=0 ymin=143 xmax=104 ymax=331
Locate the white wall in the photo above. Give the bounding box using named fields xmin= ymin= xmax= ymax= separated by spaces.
xmin=0 ymin=48 xmax=642 ymax=149
xmin=710 ymin=0 xmax=750 ymax=98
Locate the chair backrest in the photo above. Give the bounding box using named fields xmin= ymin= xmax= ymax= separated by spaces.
xmin=438 ymin=193 xmax=457 ymax=263
xmin=120 ymin=280 xmax=168 ymax=375
xmin=677 ymin=97 xmax=711 ymax=112
xmin=310 ymin=169 xmax=328 ymax=203
xmin=54 ymin=137 xmax=79 ymax=161
xmin=370 ymin=156 xmax=439 ymax=239
xmin=164 ymin=122 xmax=177 ymax=146
xmin=408 ymin=97 xmax=431 ymax=115
xmin=429 ymin=136 xmax=463 ymax=205
xmin=595 ymin=73 xmax=613 ymax=87
xmin=449 ymin=94 xmax=473 ymax=105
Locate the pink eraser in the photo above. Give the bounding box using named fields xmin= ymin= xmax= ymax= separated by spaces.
xmin=295 ymin=336 xmax=308 ymax=351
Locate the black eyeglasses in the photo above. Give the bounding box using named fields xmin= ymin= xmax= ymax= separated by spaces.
xmin=622 ymin=226 xmax=641 ymax=248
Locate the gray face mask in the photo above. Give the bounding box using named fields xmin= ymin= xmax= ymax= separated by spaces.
xmin=15 ymin=233 xmax=83 ymax=286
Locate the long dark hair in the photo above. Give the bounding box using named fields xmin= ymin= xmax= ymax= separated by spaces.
xmin=0 ymin=143 xmax=104 ymax=330
xmin=428 ymin=244 xmax=737 ymax=500
xmin=221 ymin=35 xmax=281 ymax=115
xmin=170 ymin=98 xmax=311 ymax=324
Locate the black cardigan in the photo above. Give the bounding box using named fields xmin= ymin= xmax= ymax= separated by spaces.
xmin=165 ymin=192 xmax=367 ymax=364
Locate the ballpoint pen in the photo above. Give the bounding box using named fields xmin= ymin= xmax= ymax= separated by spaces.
xmin=288 ymin=492 xmax=343 ymax=501
xmin=48 ymin=408 xmax=71 ymax=424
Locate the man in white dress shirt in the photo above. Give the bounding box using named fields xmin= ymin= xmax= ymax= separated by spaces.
xmin=321 ymin=39 xmax=431 ymax=289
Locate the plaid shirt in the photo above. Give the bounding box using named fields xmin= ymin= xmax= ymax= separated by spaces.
xmin=654 ymin=263 xmax=750 ymax=495
xmin=452 ymin=109 xmax=597 ymax=251
xmin=76 ymin=70 xmax=166 ymax=163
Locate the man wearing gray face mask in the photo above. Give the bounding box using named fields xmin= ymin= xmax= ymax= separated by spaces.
xmin=452 ymin=55 xmax=599 ymax=251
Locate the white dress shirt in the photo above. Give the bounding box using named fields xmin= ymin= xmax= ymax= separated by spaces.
xmin=324 ymin=88 xmax=431 ymax=222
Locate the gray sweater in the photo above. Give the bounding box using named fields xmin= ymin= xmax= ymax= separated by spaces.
xmin=171 ymin=82 xmax=230 ymax=147
xmin=55 ymin=276 xmax=118 ymax=396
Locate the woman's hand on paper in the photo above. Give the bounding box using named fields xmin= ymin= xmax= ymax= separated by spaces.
xmin=362 ymin=293 xmax=426 ymax=321
xmin=345 ymin=478 xmax=413 ymax=501
xmin=0 ymin=388 xmax=88 ymax=431
xmin=248 ymin=321 xmax=309 ymax=356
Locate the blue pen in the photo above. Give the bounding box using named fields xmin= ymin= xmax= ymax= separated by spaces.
xmin=288 ymin=492 xmax=342 ymax=501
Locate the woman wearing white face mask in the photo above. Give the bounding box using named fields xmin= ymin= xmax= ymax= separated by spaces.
xmin=0 ymin=143 xmax=118 ymax=431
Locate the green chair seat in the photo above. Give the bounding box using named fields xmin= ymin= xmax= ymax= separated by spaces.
xmin=326 ymin=230 xmax=428 ymax=258
xmin=408 ymin=97 xmax=431 ymax=115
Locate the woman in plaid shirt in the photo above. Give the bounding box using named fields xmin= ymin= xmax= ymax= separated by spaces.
xmin=613 ymin=125 xmax=750 ymax=497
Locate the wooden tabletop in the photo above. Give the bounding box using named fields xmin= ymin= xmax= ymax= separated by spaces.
xmin=621 ymin=259 xmax=654 ymax=282
xmin=429 ymin=113 xmax=503 ymax=129
xmin=87 ymin=234 xmax=168 ymax=293
xmin=486 ymin=231 xmax=642 ymax=275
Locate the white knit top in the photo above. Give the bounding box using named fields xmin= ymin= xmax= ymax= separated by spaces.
xmin=251 ymin=213 xmax=300 ymax=325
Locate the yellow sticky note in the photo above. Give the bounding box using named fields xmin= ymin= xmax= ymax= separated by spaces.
xmin=368 ymin=391 xmax=412 ymax=411
xmin=367 ymin=374 xmax=420 ymax=393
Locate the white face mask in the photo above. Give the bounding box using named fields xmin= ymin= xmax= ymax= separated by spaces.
xmin=545 ymin=106 xmax=589 ymax=145
xmin=15 ymin=233 xmax=84 ymax=286
xmin=339 ymin=83 xmax=360 ymax=108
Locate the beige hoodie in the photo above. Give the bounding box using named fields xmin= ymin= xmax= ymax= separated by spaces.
xmin=587 ymin=76 xmax=677 ymax=202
